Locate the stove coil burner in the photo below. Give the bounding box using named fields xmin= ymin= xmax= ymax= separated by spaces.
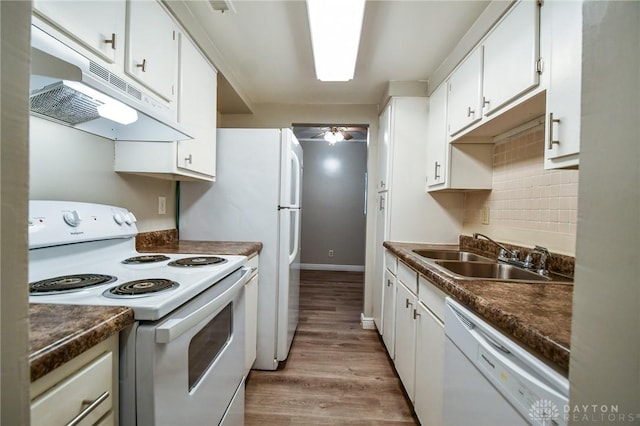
xmin=168 ymin=256 xmax=227 ymax=267
xmin=122 ymin=255 xmax=170 ymax=264
xmin=106 ymin=278 xmax=179 ymax=297
xmin=30 ymin=274 xmax=117 ymax=294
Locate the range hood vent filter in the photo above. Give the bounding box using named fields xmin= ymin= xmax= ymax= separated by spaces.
xmin=30 ymin=82 xmax=102 ymax=125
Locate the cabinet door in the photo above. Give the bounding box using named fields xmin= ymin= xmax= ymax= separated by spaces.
xmin=394 ymin=281 xmax=416 ymax=401
xmin=177 ymin=36 xmax=217 ymax=178
xmin=447 ymin=47 xmax=483 ymax=136
xmin=377 ymin=103 xmax=392 ymax=191
xmin=126 ymin=0 xmax=179 ymax=102
xmin=374 ymin=192 xmax=389 ymax=333
xmin=33 ymin=0 xmax=125 ymax=64
xmin=483 ymin=0 xmax=540 ymax=116
xmin=382 ymin=268 xmax=396 ymax=358
xmin=426 ymin=83 xmax=448 ymax=188
xmin=245 ymin=273 xmax=258 ymax=374
xmin=414 ymin=301 xmax=445 ymax=426
xmin=544 ymin=0 xmax=582 ymax=169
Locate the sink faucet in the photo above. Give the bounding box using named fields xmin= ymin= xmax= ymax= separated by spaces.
xmin=525 ymin=246 xmax=550 ymax=276
xmin=472 ymin=233 xmax=520 ymax=260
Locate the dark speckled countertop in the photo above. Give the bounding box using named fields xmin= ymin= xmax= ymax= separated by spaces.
xmin=29 ymin=304 xmax=134 ymax=382
xmin=137 ymin=240 xmax=263 ymax=257
xmin=384 ymin=240 xmax=573 ymax=375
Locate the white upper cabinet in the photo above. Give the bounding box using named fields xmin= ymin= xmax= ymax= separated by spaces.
xmin=482 ymin=0 xmax=540 ymax=116
xmin=446 ymin=0 xmax=543 ymax=142
xmin=426 ymin=83 xmax=448 ymax=188
xmin=176 ymin=34 xmax=217 ymax=178
xmin=377 ymin=104 xmax=392 ymax=192
xmin=125 ymin=0 xmax=179 ymax=103
xmin=447 ymin=48 xmax=483 ymax=136
xmin=427 ymin=82 xmax=493 ymax=192
xmin=32 ymin=0 xmax=126 ymax=64
xmin=543 ymin=0 xmax=582 ymax=169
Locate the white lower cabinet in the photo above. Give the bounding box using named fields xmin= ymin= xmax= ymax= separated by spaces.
xmin=394 ymin=280 xmax=417 ymax=401
xmin=245 ymin=255 xmax=259 ymax=375
xmin=414 ymin=281 xmax=446 ymax=425
xmin=382 ymin=267 xmax=397 ymax=358
xmin=30 ymin=335 xmax=118 ymax=426
xmin=383 ymin=253 xmax=447 ymax=424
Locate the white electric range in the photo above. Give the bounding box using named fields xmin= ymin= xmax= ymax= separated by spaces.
xmin=28 ymin=200 xmax=249 ymax=425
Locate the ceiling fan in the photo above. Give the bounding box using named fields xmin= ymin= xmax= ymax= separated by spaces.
xmin=312 ymin=126 xmax=366 ymax=143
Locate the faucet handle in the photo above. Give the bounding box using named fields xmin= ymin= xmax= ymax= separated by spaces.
xmin=510 ymin=249 xmax=520 ymax=260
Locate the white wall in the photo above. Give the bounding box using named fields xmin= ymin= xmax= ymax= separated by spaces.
xmin=29 ymin=117 xmax=176 ymax=232
xmin=299 ymin=139 xmax=367 ymax=270
xmin=1 ymin=1 xmax=31 ymax=423
xmin=569 ymin=1 xmax=639 ymax=419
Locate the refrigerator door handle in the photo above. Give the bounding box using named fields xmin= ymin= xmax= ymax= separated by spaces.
xmin=289 ymin=208 xmax=300 ymax=264
xmin=291 ymin=149 xmax=302 ymax=207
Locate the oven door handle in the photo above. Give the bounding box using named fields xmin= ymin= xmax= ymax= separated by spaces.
xmin=155 ymin=267 xmax=251 ymax=344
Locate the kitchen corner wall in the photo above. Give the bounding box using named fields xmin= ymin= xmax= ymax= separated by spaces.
xmin=29 ymin=117 xmax=176 ymax=232
xmin=462 ymin=123 xmax=579 ymax=255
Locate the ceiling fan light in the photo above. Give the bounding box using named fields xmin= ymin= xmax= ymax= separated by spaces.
xmin=306 ymin=0 xmax=366 ymax=82
xmin=324 ymin=129 xmax=345 ymax=144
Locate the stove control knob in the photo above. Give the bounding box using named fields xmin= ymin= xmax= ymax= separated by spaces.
xmin=113 ymin=212 xmax=125 ymax=225
xmin=63 ymin=210 xmax=82 ymax=227
xmin=125 ymin=211 xmax=137 ymax=225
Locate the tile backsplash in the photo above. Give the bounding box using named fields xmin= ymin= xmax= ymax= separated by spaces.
xmin=465 ymin=123 xmax=579 ymax=236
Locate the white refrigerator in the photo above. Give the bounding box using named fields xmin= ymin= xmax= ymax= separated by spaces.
xmin=179 ymin=128 xmax=303 ymax=370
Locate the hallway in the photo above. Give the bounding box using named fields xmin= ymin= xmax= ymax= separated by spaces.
xmin=245 ymin=270 xmax=418 ymax=425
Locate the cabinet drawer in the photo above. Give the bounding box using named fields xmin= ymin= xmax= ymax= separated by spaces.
xmin=384 ymin=250 xmax=398 ymax=275
xmin=397 ymin=261 xmax=418 ymax=295
xmin=418 ymin=275 xmax=447 ymax=322
xmin=31 ymin=352 xmax=113 ymax=426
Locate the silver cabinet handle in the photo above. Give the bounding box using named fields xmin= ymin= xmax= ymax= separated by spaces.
xmin=185 ymin=154 xmax=193 ymax=164
xmin=413 ymin=309 xmax=421 ymax=320
xmin=66 ymin=391 xmax=109 ymax=426
xmin=104 ymin=33 xmax=116 ymax=50
xmin=386 ymin=279 xmax=392 ymax=287
xmin=482 ymin=96 xmax=490 ymax=108
xmin=405 ymin=298 xmax=413 ymax=309
xmin=548 ymin=112 xmax=561 ymax=149
xmin=467 ymin=106 xmax=475 ymax=117
xmin=136 ymin=58 xmax=147 ymax=72
xmin=434 ymin=161 xmax=441 ymax=180
xmin=379 ymin=194 xmax=385 ymax=211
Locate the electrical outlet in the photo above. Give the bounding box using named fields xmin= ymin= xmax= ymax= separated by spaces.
xmin=328 ymin=249 xmax=334 ymax=258
xmin=481 ymin=206 xmax=490 ymax=225
xmin=158 ymin=196 xmax=166 ymax=215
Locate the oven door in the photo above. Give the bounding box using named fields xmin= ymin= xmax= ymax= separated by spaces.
xmin=134 ymin=267 xmax=248 ymax=425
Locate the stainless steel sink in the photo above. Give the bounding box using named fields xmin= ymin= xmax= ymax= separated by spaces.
xmin=412 ymin=249 xmax=493 ymax=262
xmin=433 ymin=260 xmax=573 ymax=283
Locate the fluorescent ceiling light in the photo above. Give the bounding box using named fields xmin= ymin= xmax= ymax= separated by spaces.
xmin=306 ymin=0 xmax=366 ymax=82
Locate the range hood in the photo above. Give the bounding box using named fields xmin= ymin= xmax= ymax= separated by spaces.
xmin=30 ymin=25 xmax=192 ymax=142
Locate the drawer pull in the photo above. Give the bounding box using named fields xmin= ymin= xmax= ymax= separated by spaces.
xmin=136 ymin=59 xmax=147 ymax=72
xmin=66 ymin=391 xmax=109 ymax=426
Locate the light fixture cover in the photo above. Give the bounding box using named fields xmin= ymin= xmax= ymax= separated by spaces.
xmin=306 ymin=0 xmax=366 ymax=82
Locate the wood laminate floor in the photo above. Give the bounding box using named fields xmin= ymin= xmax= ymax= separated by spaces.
xmin=245 ymin=270 xmax=418 ymax=425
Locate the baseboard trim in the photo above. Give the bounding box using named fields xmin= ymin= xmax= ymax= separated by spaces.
xmin=300 ymin=263 xmax=365 ymax=272
xmin=360 ymin=313 xmax=376 ymax=330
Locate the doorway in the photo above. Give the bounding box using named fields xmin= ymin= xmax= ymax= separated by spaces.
xmin=292 ymin=124 xmax=368 ymax=272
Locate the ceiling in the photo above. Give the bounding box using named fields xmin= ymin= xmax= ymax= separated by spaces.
xmin=168 ymin=0 xmax=492 ymax=114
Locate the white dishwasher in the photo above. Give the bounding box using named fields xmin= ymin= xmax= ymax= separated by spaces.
xmin=443 ymin=298 xmax=569 ymax=426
